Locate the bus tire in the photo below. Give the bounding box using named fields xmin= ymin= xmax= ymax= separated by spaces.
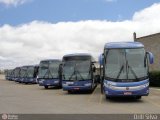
xmin=44 ymin=86 xmax=48 ymax=89
xmin=135 ymin=96 xmax=141 ymax=99
xmin=88 ymin=89 xmax=93 ymax=93
xmin=68 ymin=90 xmax=72 ymax=94
xmin=106 ymin=95 xmax=111 ymax=99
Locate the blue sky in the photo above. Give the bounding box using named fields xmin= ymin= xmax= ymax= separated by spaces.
xmin=1 ymin=0 xmax=160 ymax=69
xmin=0 ymin=0 xmax=160 ymax=25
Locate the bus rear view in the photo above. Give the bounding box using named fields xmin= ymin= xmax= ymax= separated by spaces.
xmin=62 ymin=53 xmax=98 ymax=93
xmin=99 ymin=42 xmax=154 ymax=99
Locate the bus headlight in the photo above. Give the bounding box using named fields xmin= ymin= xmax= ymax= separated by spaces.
xmin=141 ymin=83 xmax=149 ymax=88
xmin=104 ymin=82 xmax=116 ymax=89
xmin=104 ymin=82 xmax=108 ymax=87
xmin=39 ymin=79 xmax=44 ymax=83
xmin=63 ymin=84 xmax=68 ymax=87
xmin=54 ymin=80 xmax=59 ymax=83
xmin=104 ymin=82 xmax=112 ymax=88
xmin=84 ymin=83 xmax=91 ymax=86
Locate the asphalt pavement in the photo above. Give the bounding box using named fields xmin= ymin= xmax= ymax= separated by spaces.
xmin=0 ymin=75 xmax=160 ymax=114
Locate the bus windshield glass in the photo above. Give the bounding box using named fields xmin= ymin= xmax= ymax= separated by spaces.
xmin=105 ymin=48 xmax=148 ymax=82
xmin=20 ymin=68 xmax=27 ymax=78
xmin=38 ymin=61 xmax=61 ymax=79
xmin=27 ymin=66 xmax=35 ymax=78
xmin=15 ymin=68 xmax=20 ymax=77
xmin=63 ymin=56 xmax=91 ymax=81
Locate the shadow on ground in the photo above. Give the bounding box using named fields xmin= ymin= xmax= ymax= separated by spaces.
xmin=106 ymin=96 xmax=143 ymax=103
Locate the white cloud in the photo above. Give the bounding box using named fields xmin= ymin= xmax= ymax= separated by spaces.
xmin=1 ymin=3 xmax=160 ymax=69
xmin=0 ymin=0 xmax=29 ymax=6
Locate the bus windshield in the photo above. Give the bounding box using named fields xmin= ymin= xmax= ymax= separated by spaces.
xmin=63 ymin=59 xmax=91 ymax=81
xmin=15 ymin=68 xmax=20 ymax=77
xmin=105 ymin=48 xmax=148 ymax=82
xmin=38 ymin=61 xmax=61 ymax=79
xmin=20 ymin=68 xmax=27 ymax=78
xmin=27 ymin=66 xmax=35 ymax=78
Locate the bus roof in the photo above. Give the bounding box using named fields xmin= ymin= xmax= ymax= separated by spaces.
xmin=21 ymin=65 xmax=35 ymax=68
xmin=63 ymin=53 xmax=95 ymax=62
xmin=104 ymin=42 xmax=144 ymax=49
xmin=15 ymin=67 xmax=21 ymax=69
xmin=40 ymin=59 xmax=61 ymax=62
xmin=63 ymin=53 xmax=92 ymax=58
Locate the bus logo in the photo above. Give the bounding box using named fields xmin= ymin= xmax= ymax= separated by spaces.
xmin=126 ymin=87 xmax=129 ymax=90
xmin=2 ymin=114 xmax=8 ymax=120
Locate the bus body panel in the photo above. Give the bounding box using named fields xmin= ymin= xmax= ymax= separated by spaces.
xmin=37 ymin=59 xmax=62 ymax=87
xmin=62 ymin=79 xmax=93 ymax=91
xmin=38 ymin=78 xmax=61 ymax=86
xmin=104 ymin=42 xmax=144 ymax=49
xmin=23 ymin=78 xmax=37 ymax=84
xmin=62 ymin=53 xmax=97 ymax=92
xmin=16 ymin=65 xmax=39 ymax=84
xmin=103 ymin=79 xmax=149 ymax=97
xmin=99 ymin=42 xmax=154 ymax=98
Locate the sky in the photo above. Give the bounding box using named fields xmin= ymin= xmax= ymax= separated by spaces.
xmin=0 ymin=0 xmax=160 ymax=69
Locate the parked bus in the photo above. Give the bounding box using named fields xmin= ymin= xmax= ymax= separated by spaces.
xmin=23 ymin=65 xmax=39 ymax=84
xmin=4 ymin=70 xmax=9 ymax=80
xmin=37 ymin=59 xmax=62 ymax=89
xmin=62 ymin=53 xmax=98 ymax=93
xmin=14 ymin=67 xmax=21 ymax=82
xmin=10 ymin=69 xmax=15 ymax=81
xmin=99 ymin=42 xmax=154 ymax=99
xmin=19 ymin=66 xmax=28 ymax=83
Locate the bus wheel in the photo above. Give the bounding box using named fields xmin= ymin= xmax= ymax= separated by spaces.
xmin=135 ymin=96 xmax=141 ymax=99
xmin=68 ymin=90 xmax=72 ymax=94
xmin=44 ymin=86 xmax=48 ymax=89
xmin=88 ymin=89 xmax=93 ymax=93
xmin=106 ymin=95 xmax=111 ymax=99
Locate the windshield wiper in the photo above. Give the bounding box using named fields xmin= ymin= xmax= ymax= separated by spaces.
xmin=116 ymin=64 xmax=124 ymax=80
xmin=76 ymin=70 xmax=85 ymax=81
xmin=68 ymin=71 xmax=75 ymax=81
xmin=48 ymin=68 xmax=57 ymax=78
xmin=23 ymin=70 xmax=28 ymax=78
xmin=128 ymin=65 xmax=139 ymax=81
xmin=41 ymin=69 xmax=53 ymax=79
xmin=68 ymin=64 xmax=76 ymax=81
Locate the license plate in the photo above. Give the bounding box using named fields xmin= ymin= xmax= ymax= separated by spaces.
xmin=39 ymin=81 xmax=43 ymax=83
xmin=74 ymin=88 xmax=80 ymax=90
xmin=66 ymin=82 xmax=74 ymax=84
xmin=124 ymin=92 xmax=132 ymax=95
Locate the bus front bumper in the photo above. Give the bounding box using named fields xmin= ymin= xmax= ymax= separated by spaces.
xmin=62 ymin=80 xmax=92 ymax=91
xmin=38 ymin=79 xmax=60 ymax=87
xmin=104 ymin=80 xmax=149 ymax=97
xmin=104 ymin=87 xmax=149 ymax=97
xmin=23 ymin=78 xmax=37 ymax=84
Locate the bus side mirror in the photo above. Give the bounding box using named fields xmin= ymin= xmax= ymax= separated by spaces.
xmin=146 ymin=52 xmax=154 ymax=64
xmin=59 ymin=64 xmax=63 ymax=74
xmin=93 ymin=66 xmax=96 ymax=72
xmin=91 ymin=61 xmax=96 ymax=65
xmin=98 ymin=53 xmax=104 ymax=66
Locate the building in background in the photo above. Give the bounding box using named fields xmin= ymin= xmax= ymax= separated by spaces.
xmin=134 ymin=32 xmax=160 ymax=71
xmin=0 ymin=69 xmax=4 ymax=74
